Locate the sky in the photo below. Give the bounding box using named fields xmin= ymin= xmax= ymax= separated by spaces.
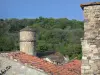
xmin=0 ymin=0 xmax=99 ymax=21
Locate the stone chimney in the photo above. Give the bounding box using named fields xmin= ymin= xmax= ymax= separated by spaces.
xmin=20 ymin=27 xmax=36 ymax=55
xmin=80 ymin=2 xmax=100 ymax=75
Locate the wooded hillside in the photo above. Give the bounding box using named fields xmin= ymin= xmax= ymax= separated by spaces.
xmin=0 ymin=17 xmax=84 ymax=59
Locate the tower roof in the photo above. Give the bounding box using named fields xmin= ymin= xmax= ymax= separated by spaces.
xmin=20 ymin=26 xmax=36 ymax=32
xmin=80 ymin=2 xmax=100 ymax=9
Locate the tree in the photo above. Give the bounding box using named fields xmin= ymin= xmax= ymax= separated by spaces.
xmin=0 ymin=17 xmax=84 ymax=60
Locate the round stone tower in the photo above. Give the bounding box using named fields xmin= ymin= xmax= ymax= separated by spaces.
xmin=80 ymin=2 xmax=100 ymax=75
xmin=20 ymin=27 xmax=36 ymax=55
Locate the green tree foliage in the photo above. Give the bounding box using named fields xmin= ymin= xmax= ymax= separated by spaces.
xmin=0 ymin=17 xmax=84 ymax=59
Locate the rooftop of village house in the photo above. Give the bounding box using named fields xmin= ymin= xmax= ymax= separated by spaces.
xmin=0 ymin=52 xmax=81 ymax=75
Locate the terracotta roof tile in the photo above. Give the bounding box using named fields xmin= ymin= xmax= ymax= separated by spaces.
xmin=7 ymin=51 xmax=81 ymax=75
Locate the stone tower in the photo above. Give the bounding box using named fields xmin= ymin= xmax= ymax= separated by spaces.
xmin=80 ymin=2 xmax=100 ymax=75
xmin=20 ymin=27 xmax=36 ymax=55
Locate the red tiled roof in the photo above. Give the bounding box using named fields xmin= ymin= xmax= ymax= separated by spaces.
xmin=7 ymin=52 xmax=81 ymax=75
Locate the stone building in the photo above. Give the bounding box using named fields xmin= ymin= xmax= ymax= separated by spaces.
xmin=20 ymin=27 xmax=36 ymax=55
xmin=80 ymin=2 xmax=100 ymax=75
xmin=43 ymin=52 xmax=69 ymax=65
xmin=0 ymin=27 xmax=81 ymax=75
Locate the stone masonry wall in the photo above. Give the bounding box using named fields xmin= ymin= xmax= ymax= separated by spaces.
xmin=81 ymin=5 xmax=100 ymax=75
xmin=20 ymin=30 xmax=36 ymax=56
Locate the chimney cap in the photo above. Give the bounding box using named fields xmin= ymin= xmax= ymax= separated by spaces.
xmin=20 ymin=26 xmax=36 ymax=32
xmin=80 ymin=2 xmax=100 ymax=10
